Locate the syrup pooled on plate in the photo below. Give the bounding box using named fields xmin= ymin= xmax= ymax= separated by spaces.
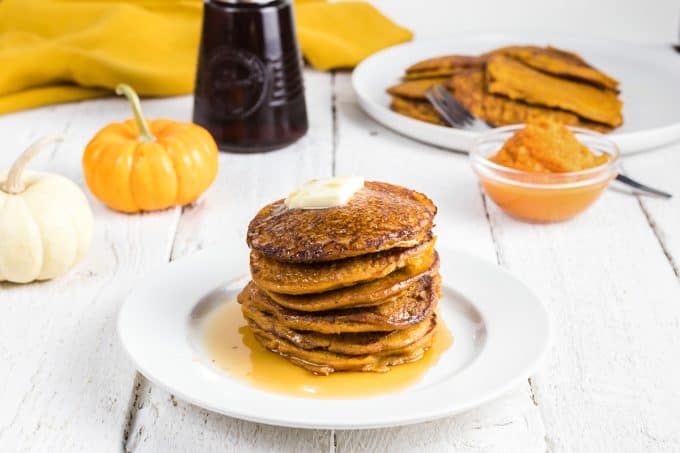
xmin=203 ymin=302 xmax=452 ymax=398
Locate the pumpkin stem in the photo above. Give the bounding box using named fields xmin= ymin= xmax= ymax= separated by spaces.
xmin=2 ymin=135 xmax=64 ymax=195
xmin=115 ymin=83 xmax=155 ymax=142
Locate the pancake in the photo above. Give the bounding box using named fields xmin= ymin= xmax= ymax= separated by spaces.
xmin=401 ymin=69 xmax=458 ymax=80
xmin=449 ymin=68 xmax=613 ymax=132
xmin=405 ymin=54 xmax=484 ymax=75
xmin=251 ymin=238 xmax=435 ymax=295
xmin=387 ymin=78 xmax=449 ymax=100
xmin=486 ymin=45 xmax=619 ymax=90
xmin=449 ymin=68 xmax=581 ymax=125
xmin=265 ymin=252 xmax=440 ymax=311
xmin=238 ymin=275 xmax=440 ymax=334
xmin=248 ymin=315 xmax=437 ymax=375
xmin=390 ymin=96 xmax=445 ymax=126
xmin=244 ymin=301 xmax=436 ymax=355
xmin=247 ymin=181 xmax=437 ymax=263
xmin=486 ymin=55 xmax=623 ymax=127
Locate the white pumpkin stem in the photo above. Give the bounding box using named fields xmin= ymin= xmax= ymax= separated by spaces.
xmin=115 ymin=83 xmax=155 ymax=142
xmin=2 ymin=135 xmax=64 ymax=195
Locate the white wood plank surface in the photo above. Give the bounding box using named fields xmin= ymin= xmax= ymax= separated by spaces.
xmin=335 ymin=387 xmax=545 ymax=453
xmin=624 ymin=144 xmax=680 ymax=278
xmin=0 ymin=99 xmax=183 ymax=451
xmin=123 ymin=71 xmax=335 ymax=453
xmin=331 ymin=74 xmax=546 ymax=452
xmin=2 ymin=5 xmax=680 ymax=450
xmin=484 ymin=187 xmax=680 ymax=452
xmin=124 ymin=380 xmax=331 ymax=453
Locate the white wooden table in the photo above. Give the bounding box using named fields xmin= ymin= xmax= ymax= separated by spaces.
xmin=2 ymin=2 xmax=680 ymax=451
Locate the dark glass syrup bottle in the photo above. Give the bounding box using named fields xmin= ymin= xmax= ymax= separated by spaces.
xmin=193 ymin=0 xmax=308 ymax=153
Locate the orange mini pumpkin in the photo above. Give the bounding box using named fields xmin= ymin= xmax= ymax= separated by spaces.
xmin=83 ymin=84 xmax=218 ymax=213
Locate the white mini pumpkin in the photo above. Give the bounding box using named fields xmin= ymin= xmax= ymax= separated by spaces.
xmin=0 ymin=136 xmax=94 ymax=283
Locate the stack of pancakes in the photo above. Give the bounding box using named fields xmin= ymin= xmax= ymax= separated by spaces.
xmin=238 ymin=181 xmax=440 ymax=375
xmin=388 ymin=45 xmax=623 ymax=132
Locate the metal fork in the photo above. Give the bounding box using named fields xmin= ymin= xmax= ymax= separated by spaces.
xmin=425 ymin=85 xmax=476 ymax=128
xmin=425 ymin=85 xmax=672 ymax=199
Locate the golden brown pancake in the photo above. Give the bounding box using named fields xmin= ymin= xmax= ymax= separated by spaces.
xmin=405 ymin=54 xmax=484 ymax=74
xmin=265 ymin=253 xmax=439 ymax=311
xmin=449 ymin=68 xmax=613 ymax=132
xmin=390 ymin=96 xmax=445 ymax=126
xmin=486 ymin=55 xmax=623 ymax=127
xmin=244 ymin=301 xmax=436 ymax=355
xmin=400 ymin=66 xmax=479 ymax=81
xmin=390 ymin=45 xmax=622 ymax=132
xmin=487 ymin=45 xmax=619 ymax=90
xmin=251 ymin=238 xmax=435 ymax=295
xmin=450 ymin=68 xmax=578 ymax=124
xmin=247 ymin=181 xmax=437 ymax=263
xmin=248 ymin=315 xmax=437 ymax=375
xmin=387 ymin=78 xmax=448 ymax=100
xmin=401 ymin=69 xmax=457 ymax=80
xmin=391 ymin=70 xmax=611 ymax=132
xmin=238 ymin=275 xmax=440 ymax=334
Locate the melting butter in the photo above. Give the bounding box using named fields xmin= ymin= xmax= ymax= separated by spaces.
xmin=284 ymin=176 xmax=364 ymax=209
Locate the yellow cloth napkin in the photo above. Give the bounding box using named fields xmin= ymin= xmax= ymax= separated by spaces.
xmin=0 ymin=0 xmax=412 ymax=114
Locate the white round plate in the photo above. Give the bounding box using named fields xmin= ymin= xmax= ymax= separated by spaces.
xmin=352 ymin=33 xmax=680 ymax=154
xmin=118 ymin=246 xmax=550 ymax=429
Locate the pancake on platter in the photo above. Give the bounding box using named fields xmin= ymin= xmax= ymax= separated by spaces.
xmin=387 ymin=78 xmax=449 ymax=100
xmin=241 ymin=177 xmax=443 ymax=375
xmin=401 ymin=69 xmax=458 ymax=81
xmin=388 ymin=44 xmax=622 ymax=132
xmin=264 ymin=253 xmax=440 ymax=312
xmin=238 ymin=275 xmax=440 ymax=334
xmin=251 ymin=237 xmax=435 ymax=295
xmin=390 ymin=96 xmax=446 ymax=126
xmin=485 ymin=45 xmax=619 ymax=90
xmin=448 ymin=68 xmax=612 ymax=132
xmin=405 ymin=54 xmax=484 ymax=76
xmin=486 ymin=55 xmax=623 ymax=127
xmin=249 ymin=316 xmax=437 ymax=375
xmin=247 ymin=181 xmax=436 ymax=263
xmin=402 ymin=46 xmax=618 ymax=90
xmin=244 ymin=302 xmax=436 ymax=356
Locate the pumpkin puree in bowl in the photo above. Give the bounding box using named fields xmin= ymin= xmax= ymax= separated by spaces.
xmin=471 ymin=120 xmax=619 ymax=222
xmin=489 ymin=119 xmax=608 ymax=173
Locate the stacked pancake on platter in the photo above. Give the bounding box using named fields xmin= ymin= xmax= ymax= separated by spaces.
xmin=388 ymin=45 xmax=623 ymax=132
xmin=238 ymin=181 xmax=441 ymax=375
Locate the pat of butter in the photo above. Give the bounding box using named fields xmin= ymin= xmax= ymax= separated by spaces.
xmin=285 ymin=176 xmax=365 ymax=209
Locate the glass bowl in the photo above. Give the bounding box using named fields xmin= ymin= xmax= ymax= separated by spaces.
xmin=470 ymin=125 xmax=620 ymax=223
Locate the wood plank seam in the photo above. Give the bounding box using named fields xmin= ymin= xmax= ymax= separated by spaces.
xmin=527 ymin=377 xmax=539 ymax=407
xmin=122 ymin=373 xmax=145 ymax=450
xmin=120 ymin=209 xmax=184 ymax=451
xmin=479 ymin=188 xmax=505 ymax=267
xmin=620 ymin=159 xmax=679 ymax=280
xmin=168 ymin=206 xmax=190 ymax=260
xmin=331 ymin=70 xmax=338 ymax=177
xmin=330 ymin=429 xmax=337 ymax=453
xmin=124 ymin=379 xmax=155 ymax=453
xmin=636 ymin=197 xmax=679 ymax=279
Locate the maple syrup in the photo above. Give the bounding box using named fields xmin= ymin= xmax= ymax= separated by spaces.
xmin=193 ymin=0 xmax=308 ymax=153
xmin=202 ymin=301 xmax=453 ymax=398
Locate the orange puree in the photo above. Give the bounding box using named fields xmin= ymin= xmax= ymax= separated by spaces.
xmin=475 ymin=120 xmax=617 ymax=223
xmin=489 ymin=119 xmax=608 ymax=173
